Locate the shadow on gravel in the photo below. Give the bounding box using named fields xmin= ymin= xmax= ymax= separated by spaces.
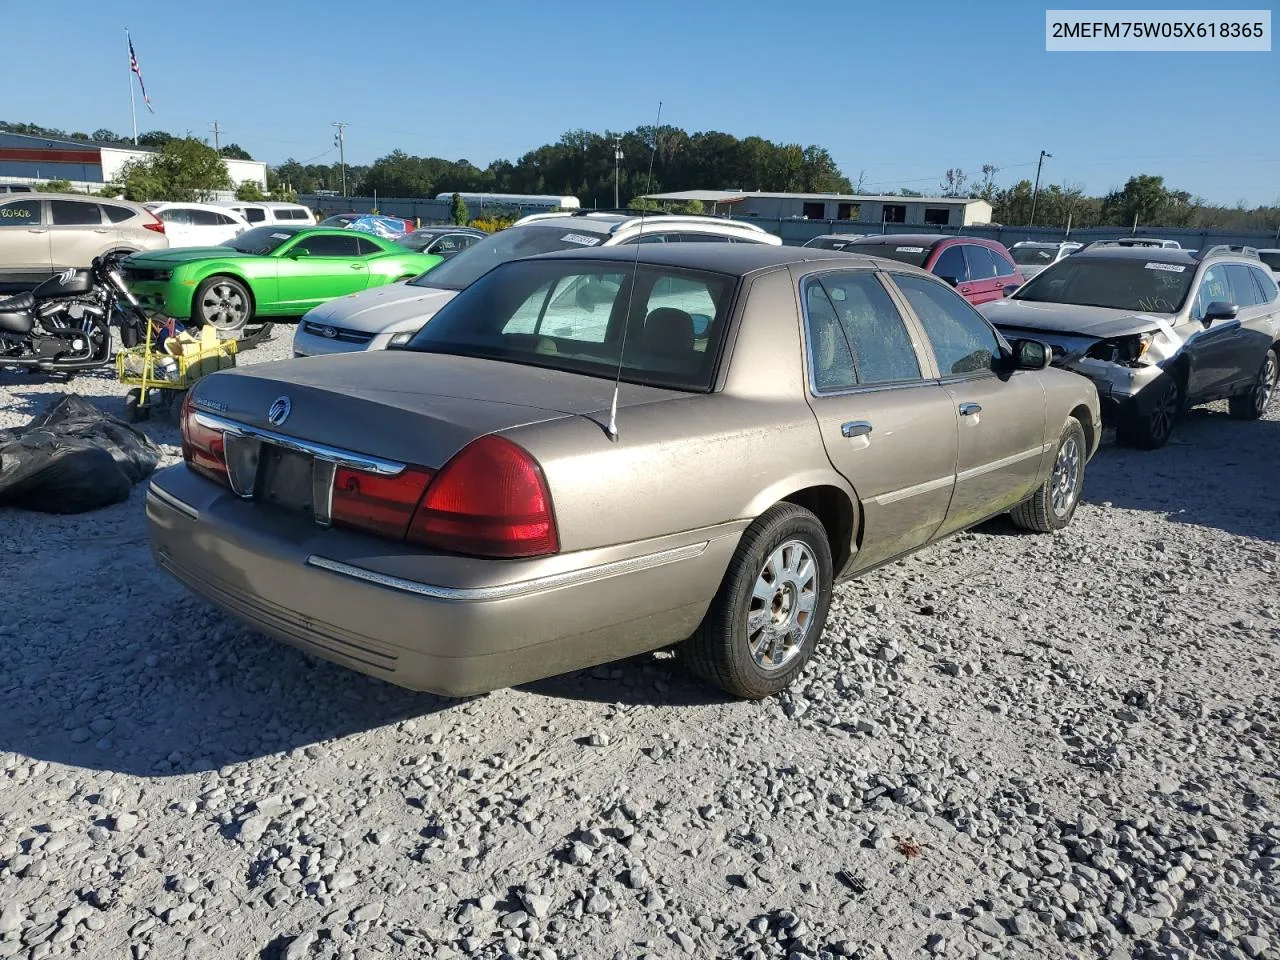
xmin=520 ymin=651 xmax=730 ymax=707
xmin=1081 ymin=410 xmax=1280 ymax=543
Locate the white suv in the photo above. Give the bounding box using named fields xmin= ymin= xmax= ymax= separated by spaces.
xmin=292 ymin=212 xmax=781 ymax=356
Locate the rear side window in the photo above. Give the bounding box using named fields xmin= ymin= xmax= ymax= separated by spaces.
xmin=49 ymin=200 xmax=103 ymax=226
xmin=893 ymin=273 xmax=1000 ymax=377
xmin=1250 ymin=267 xmax=1278 ymax=303
xmin=159 ymin=207 xmax=193 ymax=225
xmin=244 ymin=207 xmax=266 ymax=223
xmin=354 ymin=236 xmax=383 ymax=256
xmin=0 ymin=198 xmax=42 ymax=226
xmin=989 ymin=246 xmax=1017 ymax=277
xmin=188 ymin=208 xmax=227 ymax=226
xmin=1224 ymin=264 xmax=1262 ymax=307
xmin=804 ymin=273 xmax=921 ymax=391
xmin=102 ymin=204 xmax=135 ymax=223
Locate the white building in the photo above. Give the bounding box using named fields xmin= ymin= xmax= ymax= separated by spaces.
xmin=642 ymin=189 xmax=994 ymax=228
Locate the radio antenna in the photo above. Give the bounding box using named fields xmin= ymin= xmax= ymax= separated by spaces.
xmin=606 ymin=101 xmax=663 ymax=442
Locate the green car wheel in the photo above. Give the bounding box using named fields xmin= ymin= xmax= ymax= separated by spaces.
xmin=194 ymin=276 xmax=253 ymax=334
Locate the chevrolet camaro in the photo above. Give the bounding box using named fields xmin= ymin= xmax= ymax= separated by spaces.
xmin=123 ymin=225 xmax=442 ymax=336
xmin=147 ymin=245 xmax=1101 ymax=700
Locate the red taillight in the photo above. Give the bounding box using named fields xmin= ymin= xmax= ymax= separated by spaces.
xmin=408 ymin=435 xmax=558 ymax=559
xmin=330 ymin=465 xmax=433 ymax=540
xmin=180 ymin=392 xmax=229 ymax=487
xmin=143 ymin=211 xmax=166 ymax=233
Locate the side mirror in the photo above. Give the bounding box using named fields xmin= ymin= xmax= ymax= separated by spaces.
xmin=1202 ymin=301 xmax=1237 ymax=324
xmin=1011 ymin=338 xmax=1052 ymax=370
xmin=1002 ymin=283 xmax=1021 ymax=298
xmin=938 ymin=275 xmax=960 ymax=288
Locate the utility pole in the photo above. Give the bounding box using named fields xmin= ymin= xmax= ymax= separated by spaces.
xmin=332 ymin=121 xmax=349 ymax=197
xmin=613 ymin=136 xmax=623 ymax=208
xmin=1028 ymin=149 xmax=1051 ymax=227
xmin=210 ymin=121 xmax=221 ymax=151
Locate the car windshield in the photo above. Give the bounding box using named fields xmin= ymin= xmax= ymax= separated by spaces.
xmin=396 ymin=231 xmax=444 ymax=252
xmin=804 ymin=237 xmax=857 ymax=250
xmin=221 ymin=226 xmax=297 ymax=255
xmin=1013 ymin=257 xmax=1194 ymax=313
xmin=404 ymin=257 xmax=735 ymax=391
xmin=1258 ymin=251 xmax=1280 ymax=272
xmin=406 ymin=224 xmax=611 ymax=290
xmin=842 ymin=241 xmax=931 ymax=267
xmin=1011 ymin=246 xmax=1060 ymax=266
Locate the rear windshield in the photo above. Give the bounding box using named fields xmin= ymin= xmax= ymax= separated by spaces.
xmin=1011 ymin=246 xmax=1060 ymax=266
xmin=221 ymin=226 xmax=299 ymax=255
xmin=396 ymin=230 xmax=444 ymax=252
xmin=1013 ymin=257 xmax=1194 ymax=313
xmin=841 ymin=240 xmax=931 ymax=267
xmin=405 ymin=258 xmax=735 ymax=391
xmin=1259 ymin=251 xmax=1280 ymax=272
xmin=407 ymin=224 xmax=611 ymax=291
xmin=804 ymin=236 xmax=858 ymax=250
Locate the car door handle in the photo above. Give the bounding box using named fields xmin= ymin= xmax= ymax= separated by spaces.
xmin=841 ymin=420 xmax=873 ymax=438
xmin=93 ymin=228 xmax=109 ymax=234
xmin=350 ymin=264 xmax=364 ymax=269
xmin=27 ymin=228 xmax=47 ymax=234
xmin=959 ymin=403 xmax=982 ymax=416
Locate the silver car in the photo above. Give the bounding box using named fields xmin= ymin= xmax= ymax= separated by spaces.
xmin=1009 ymin=241 xmax=1083 ymax=280
xmin=982 ymin=245 xmax=1280 ymax=448
xmin=291 ymin=212 xmax=781 ymax=357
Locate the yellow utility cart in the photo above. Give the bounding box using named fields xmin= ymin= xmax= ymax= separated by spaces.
xmin=116 ymin=320 xmax=238 ymax=422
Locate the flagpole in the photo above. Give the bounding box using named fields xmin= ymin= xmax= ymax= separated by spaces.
xmin=127 ymin=28 xmax=137 ymax=145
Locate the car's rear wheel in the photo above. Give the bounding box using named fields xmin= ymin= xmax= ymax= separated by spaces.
xmin=193 ymin=276 xmax=252 ymax=336
xmin=681 ymin=503 xmax=833 ymax=699
xmin=1117 ymin=371 xmax=1181 ymax=449
xmin=1228 ymin=348 xmax=1278 ymax=420
xmin=1010 ymin=417 xmax=1087 ymax=532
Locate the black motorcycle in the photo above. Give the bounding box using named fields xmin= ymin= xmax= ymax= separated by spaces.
xmin=0 ymin=253 xmax=149 ymax=375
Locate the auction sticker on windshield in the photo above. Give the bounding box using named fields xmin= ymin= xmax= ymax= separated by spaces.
xmin=271 ymin=232 xmax=290 ymax=239
xmin=561 ymin=234 xmax=602 ymax=246
xmin=896 ymin=246 xmax=925 ymax=253
xmin=1145 ymin=262 xmax=1186 ymax=272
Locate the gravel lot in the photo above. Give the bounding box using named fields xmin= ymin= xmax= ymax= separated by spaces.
xmin=1 ymin=325 xmax=1277 ymax=960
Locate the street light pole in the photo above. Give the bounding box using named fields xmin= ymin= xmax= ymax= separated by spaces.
xmin=1029 ymin=149 xmax=1051 ymax=227
xmin=332 ymin=121 xmax=349 ymax=197
xmin=613 ymin=136 xmax=623 ymax=208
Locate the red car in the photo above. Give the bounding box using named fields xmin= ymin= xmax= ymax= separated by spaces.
xmin=841 ymin=234 xmax=1023 ymax=305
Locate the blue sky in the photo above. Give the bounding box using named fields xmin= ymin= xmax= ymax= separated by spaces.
xmin=3 ymin=0 xmax=1276 ymax=204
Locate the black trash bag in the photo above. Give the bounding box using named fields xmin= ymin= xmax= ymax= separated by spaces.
xmin=0 ymin=394 xmax=162 ymax=513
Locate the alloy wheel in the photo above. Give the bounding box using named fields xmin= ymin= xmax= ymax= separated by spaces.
xmin=202 ymin=283 xmax=248 ymax=330
xmin=1147 ymin=379 xmax=1179 ymax=443
xmin=1050 ymin=434 xmax=1082 ymax=517
xmin=746 ymin=539 xmax=819 ymax=672
xmin=1253 ymin=353 xmax=1278 ymax=416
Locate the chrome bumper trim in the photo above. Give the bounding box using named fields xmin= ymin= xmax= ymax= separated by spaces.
xmin=306 ymin=541 xmax=711 ymax=603
xmin=193 ymin=412 xmax=406 ymax=476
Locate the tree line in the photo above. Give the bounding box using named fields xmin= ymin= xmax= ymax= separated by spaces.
xmin=5 ymin=120 xmax=1278 ymax=231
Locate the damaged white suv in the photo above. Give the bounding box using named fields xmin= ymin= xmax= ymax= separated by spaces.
xmin=980 ymin=244 xmax=1280 ymax=449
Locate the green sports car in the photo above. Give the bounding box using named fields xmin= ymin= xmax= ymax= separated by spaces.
xmin=123 ymin=225 xmax=442 ymax=335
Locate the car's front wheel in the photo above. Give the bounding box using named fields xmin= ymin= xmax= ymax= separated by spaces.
xmin=1228 ymin=348 xmax=1278 ymax=420
xmin=1011 ymin=417 xmax=1087 ymax=532
xmin=1117 ymin=371 xmax=1181 ymax=449
xmin=681 ymin=503 xmax=833 ymax=699
xmin=193 ymin=276 xmax=252 ymax=336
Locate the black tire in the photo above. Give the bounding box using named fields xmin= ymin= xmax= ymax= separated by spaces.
xmin=1228 ymin=348 xmax=1278 ymax=420
xmin=192 ymin=276 xmax=252 ymax=336
xmin=1010 ymin=418 xmax=1087 ymax=533
xmin=1117 ymin=371 xmax=1181 ymax=449
xmin=124 ymin=388 xmax=143 ymax=423
xmin=680 ymin=503 xmax=834 ymax=699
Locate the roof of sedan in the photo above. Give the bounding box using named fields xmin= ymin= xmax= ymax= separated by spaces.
xmin=531 ymin=242 xmax=898 ymax=276
xmin=1073 ymin=246 xmax=1198 ymax=264
xmin=845 ymin=233 xmax=952 ymax=247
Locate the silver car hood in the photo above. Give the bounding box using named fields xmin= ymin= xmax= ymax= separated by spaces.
xmin=980 ymin=298 xmax=1171 ymax=338
xmin=303 ymin=282 xmax=460 ymax=334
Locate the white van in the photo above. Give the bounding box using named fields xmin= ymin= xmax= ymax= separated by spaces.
xmin=216 ymin=201 xmax=315 ymax=227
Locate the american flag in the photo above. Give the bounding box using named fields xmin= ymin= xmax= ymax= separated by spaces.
xmin=128 ymin=32 xmax=153 ymax=113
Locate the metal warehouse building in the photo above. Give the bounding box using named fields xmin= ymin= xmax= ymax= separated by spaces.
xmin=642 ymin=190 xmax=994 ymax=228
xmin=0 ymin=131 xmax=267 ymax=191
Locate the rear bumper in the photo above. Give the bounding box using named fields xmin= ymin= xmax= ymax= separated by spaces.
xmin=146 ymin=465 xmax=740 ymax=697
